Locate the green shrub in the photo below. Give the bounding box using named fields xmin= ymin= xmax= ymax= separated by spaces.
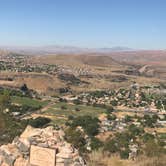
xmin=142 ymin=133 xmax=155 ymax=143
xmin=106 ymin=106 xmax=114 ymax=114
xmin=104 ymin=139 xmax=119 ymax=153
xmin=71 ymin=116 xmax=100 ymax=136
xmin=107 ymin=114 xmax=116 ymax=121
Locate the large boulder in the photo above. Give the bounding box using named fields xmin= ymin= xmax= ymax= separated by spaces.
xmin=0 ymin=125 xmax=85 ymax=166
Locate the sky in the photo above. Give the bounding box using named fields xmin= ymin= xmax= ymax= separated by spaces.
xmin=0 ymin=0 xmax=166 ymax=49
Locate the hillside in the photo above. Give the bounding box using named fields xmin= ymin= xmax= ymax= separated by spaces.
xmin=108 ymin=50 xmax=166 ymax=80
xmin=33 ymin=54 xmax=119 ymax=67
xmin=108 ymin=50 xmax=166 ymax=66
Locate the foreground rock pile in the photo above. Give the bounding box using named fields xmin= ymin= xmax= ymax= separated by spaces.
xmin=0 ymin=125 xmax=85 ymax=166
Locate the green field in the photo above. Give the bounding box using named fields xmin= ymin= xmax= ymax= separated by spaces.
xmin=11 ymin=96 xmax=49 ymax=108
xmin=43 ymin=102 xmax=107 ymax=118
xmin=11 ymin=97 xmax=107 ymax=125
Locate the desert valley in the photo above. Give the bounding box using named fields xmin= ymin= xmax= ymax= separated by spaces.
xmin=0 ymin=1 xmax=166 ymax=165
xmin=0 ymin=49 xmax=165 ymax=166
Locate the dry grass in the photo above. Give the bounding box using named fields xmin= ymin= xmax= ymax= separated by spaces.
xmin=0 ymin=71 xmax=65 ymax=94
xmin=144 ymin=127 xmax=166 ymax=133
xmin=135 ymin=155 xmax=166 ymax=166
xmin=87 ymin=150 xmax=166 ymax=166
xmin=114 ymin=109 xmax=136 ymax=118
xmin=87 ymin=149 xmax=133 ymax=166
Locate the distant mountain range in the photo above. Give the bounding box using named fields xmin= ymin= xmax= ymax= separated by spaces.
xmin=0 ymin=45 xmax=134 ymax=55
xmin=1 ymin=45 xmax=165 ymax=67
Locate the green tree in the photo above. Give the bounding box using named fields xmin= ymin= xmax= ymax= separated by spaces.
xmin=20 ymin=84 xmax=28 ymax=92
xmin=90 ymin=137 xmax=103 ymax=150
xmin=143 ymin=115 xmax=158 ymax=127
xmin=64 ymin=127 xmax=86 ymax=153
xmin=128 ymin=124 xmax=144 ymax=137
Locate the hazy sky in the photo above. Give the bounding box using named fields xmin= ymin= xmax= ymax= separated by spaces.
xmin=0 ymin=0 xmax=165 ymax=49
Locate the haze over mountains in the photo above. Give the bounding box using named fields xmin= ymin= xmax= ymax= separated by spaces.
xmin=0 ymin=45 xmax=165 ymax=67
xmin=0 ymin=45 xmax=134 ymax=55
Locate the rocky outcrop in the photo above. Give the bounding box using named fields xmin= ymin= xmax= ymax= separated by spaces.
xmin=0 ymin=126 xmax=85 ymax=166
